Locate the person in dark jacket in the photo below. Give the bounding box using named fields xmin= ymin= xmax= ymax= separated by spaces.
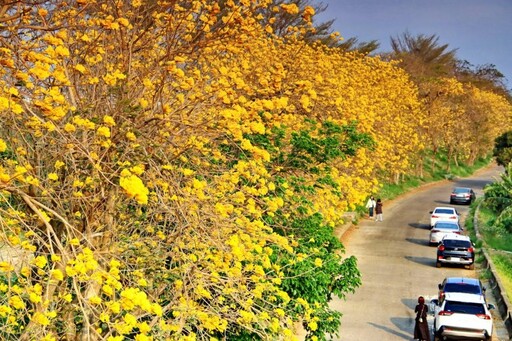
xmin=414 ymin=296 xmax=431 ymax=341
xmin=375 ymin=198 xmax=383 ymax=221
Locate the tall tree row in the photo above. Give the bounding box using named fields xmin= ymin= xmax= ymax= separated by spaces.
xmin=389 ymin=32 xmax=512 ymax=172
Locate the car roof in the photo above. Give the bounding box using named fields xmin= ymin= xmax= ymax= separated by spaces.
xmin=444 ymin=292 xmax=486 ymax=304
xmin=442 ymin=234 xmax=470 ymax=241
xmin=443 ymin=277 xmax=481 ymax=285
xmin=453 ymin=187 xmax=472 ymax=190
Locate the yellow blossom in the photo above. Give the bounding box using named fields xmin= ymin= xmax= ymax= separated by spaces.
xmin=0 ymin=139 xmax=7 ymax=152
xmin=9 ymin=296 xmax=25 ymax=310
xmin=97 ymin=126 xmax=111 ymax=138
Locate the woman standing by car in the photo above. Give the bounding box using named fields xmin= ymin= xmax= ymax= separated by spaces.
xmin=414 ymin=296 xmax=431 ymax=341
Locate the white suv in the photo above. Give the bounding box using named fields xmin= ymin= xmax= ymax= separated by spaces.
xmin=431 ymin=292 xmax=495 ymax=340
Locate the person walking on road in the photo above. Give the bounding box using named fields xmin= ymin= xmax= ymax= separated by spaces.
xmin=375 ymin=198 xmax=383 ymax=221
xmin=365 ymin=196 xmax=376 ymax=219
xmin=414 ymin=296 xmax=431 ymax=341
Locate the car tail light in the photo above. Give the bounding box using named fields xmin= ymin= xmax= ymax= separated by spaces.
xmin=449 ymin=216 xmax=457 ymax=220
xmin=476 ymin=314 xmax=491 ymax=320
xmin=454 ymin=231 xmax=461 ymax=234
xmin=431 ymin=214 xmax=439 ymax=218
xmin=469 ymin=247 xmax=474 ymax=252
xmin=438 ymin=245 xmax=445 ymax=251
xmin=431 ymin=229 xmax=439 ymax=233
xmin=439 ymin=311 xmax=453 ymax=316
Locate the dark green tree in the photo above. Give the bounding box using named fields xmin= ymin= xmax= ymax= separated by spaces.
xmin=483 ymin=163 xmax=512 ymax=233
xmin=493 ymin=131 xmax=512 ymax=167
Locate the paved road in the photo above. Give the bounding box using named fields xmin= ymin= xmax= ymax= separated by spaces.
xmin=328 ymin=164 xmax=508 ymax=341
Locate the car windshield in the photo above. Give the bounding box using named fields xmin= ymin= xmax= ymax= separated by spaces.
xmin=434 ymin=209 xmax=455 ymax=214
xmin=444 ymin=283 xmax=481 ymax=294
xmin=453 ymin=188 xmax=470 ymax=193
xmin=443 ymin=240 xmax=471 ymax=248
xmin=444 ymin=301 xmax=485 ymax=315
xmin=435 ymin=223 xmax=459 ymax=230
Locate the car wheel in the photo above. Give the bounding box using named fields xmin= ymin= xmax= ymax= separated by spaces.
xmin=436 ymin=261 xmax=442 ymax=268
xmin=433 ymin=327 xmax=440 ymax=341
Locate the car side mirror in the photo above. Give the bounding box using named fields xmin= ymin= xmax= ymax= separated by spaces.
xmin=483 ymin=287 xmax=486 ymax=292
xmin=429 ymin=299 xmax=439 ymax=314
xmin=429 ymin=211 xmax=433 ymax=214
xmin=488 ymin=303 xmax=496 ymax=310
xmin=438 ymin=284 xmax=442 ymax=290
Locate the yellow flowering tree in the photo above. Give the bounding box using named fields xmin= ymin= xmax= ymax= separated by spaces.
xmin=0 ymin=1 xmax=365 ymax=340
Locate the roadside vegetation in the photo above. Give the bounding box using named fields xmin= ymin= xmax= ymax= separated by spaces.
xmin=472 ymin=162 xmax=512 ymax=302
xmin=469 ymin=203 xmax=512 ymax=302
xmin=466 ymin=164 xmax=512 ymax=300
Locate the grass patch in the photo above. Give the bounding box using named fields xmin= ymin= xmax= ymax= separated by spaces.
xmin=484 ymin=234 xmax=512 ymax=252
xmin=480 ymin=268 xmax=493 ymax=281
xmin=470 ymin=197 xmax=512 ymax=306
xmin=476 ymin=205 xmax=512 ymax=252
xmin=490 ymin=252 xmax=512 ymax=302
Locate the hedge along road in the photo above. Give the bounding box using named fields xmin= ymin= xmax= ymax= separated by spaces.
xmin=328 ymin=163 xmax=508 ymax=341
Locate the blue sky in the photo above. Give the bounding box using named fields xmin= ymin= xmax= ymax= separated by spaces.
xmin=315 ymin=0 xmax=512 ymax=89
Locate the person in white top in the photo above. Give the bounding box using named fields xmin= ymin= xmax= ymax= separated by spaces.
xmin=365 ymin=196 xmax=376 ymax=219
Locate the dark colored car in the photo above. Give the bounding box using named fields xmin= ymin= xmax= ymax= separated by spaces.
xmin=436 ymin=234 xmax=475 ymax=269
xmin=450 ymin=187 xmax=476 ymax=205
xmin=438 ymin=277 xmax=486 ymax=302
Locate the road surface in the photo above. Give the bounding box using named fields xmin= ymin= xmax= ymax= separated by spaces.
xmin=328 ymin=164 xmax=508 ymax=340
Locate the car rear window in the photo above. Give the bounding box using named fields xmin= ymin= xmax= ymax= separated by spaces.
xmin=444 ymin=283 xmax=481 ymax=294
xmin=443 ymin=240 xmax=471 ymax=248
xmin=444 ymin=301 xmax=485 ymax=315
xmin=435 ymin=209 xmax=455 ymax=214
xmin=453 ymin=188 xmax=469 ymax=193
xmin=435 ymin=223 xmax=459 ymax=230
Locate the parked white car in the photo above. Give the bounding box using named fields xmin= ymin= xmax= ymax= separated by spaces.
xmin=429 ymin=221 xmax=462 ymax=245
xmin=429 ymin=206 xmax=459 ymax=228
xmin=431 ymin=292 xmax=495 ymax=340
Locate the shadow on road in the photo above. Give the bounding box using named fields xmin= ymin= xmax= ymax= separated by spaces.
xmin=401 ymin=297 xmax=417 ymax=310
xmin=405 ymin=237 xmax=429 ymax=246
xmin=367 ymin=321 xmax=411 ymax=340
xmin=404 ymin=255 xmax=437 ymax=267
xmin=408 ymin=222 xmax=430 ymax=230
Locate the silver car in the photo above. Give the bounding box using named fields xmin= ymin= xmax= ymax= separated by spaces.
xmin=429 ymin=220 xmax=462 ymax=245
